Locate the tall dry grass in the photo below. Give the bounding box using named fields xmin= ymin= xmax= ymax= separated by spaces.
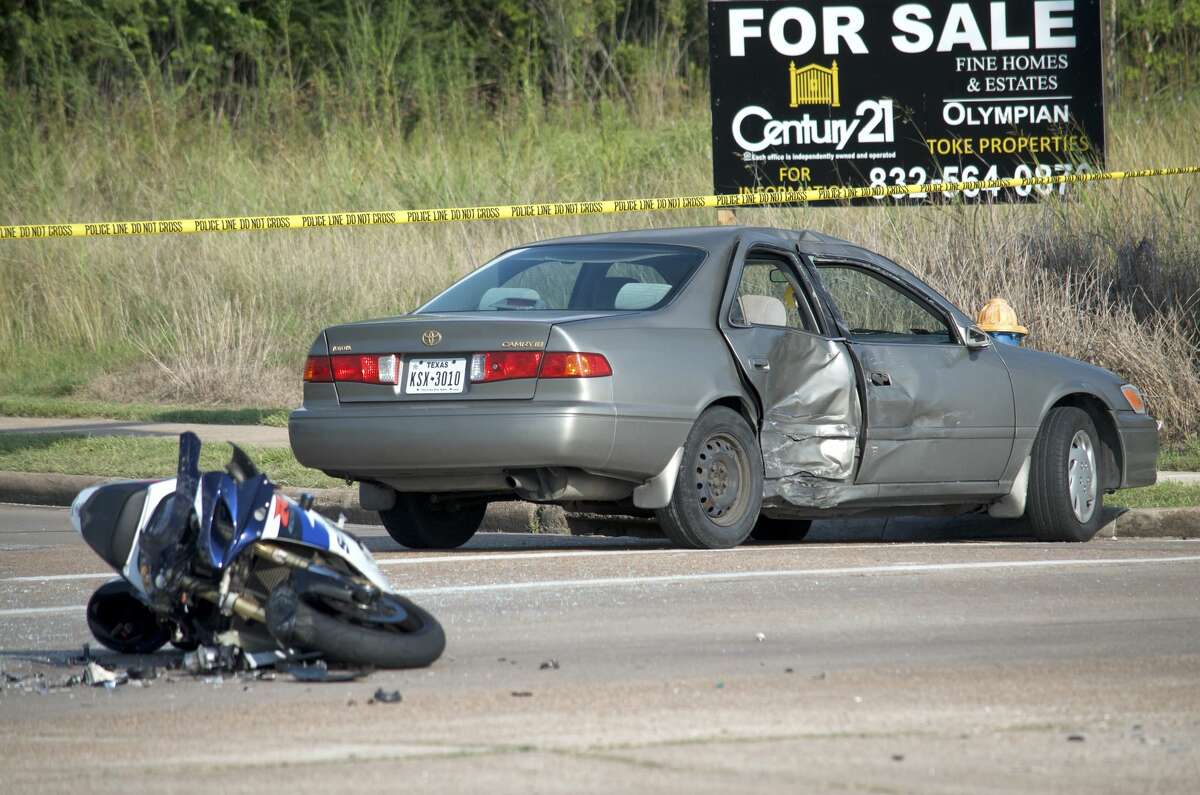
xmin=0 ymin=90 xmax=1197 ymax=438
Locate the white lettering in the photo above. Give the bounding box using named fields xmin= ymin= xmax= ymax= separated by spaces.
xmin=823 ymin=6 xmax=868 ymax=54
xmin=768 ymin=7 xmax=817 ymax=56
xmin=729 ymin=9 xmax=764 ymax=57
xmin=937 ymin=3 xmax=988 ymax=51
xmin=892 ymin=4 xmax=934 ymax=53
xmin=990 ymin=2 xmax=1029 ymax=49
xmin=1035 ymin=0 xmax=1077 ymax=48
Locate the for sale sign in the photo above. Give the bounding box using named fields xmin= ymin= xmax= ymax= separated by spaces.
xmin=708 ymin=1 xmax=1105 ymax=204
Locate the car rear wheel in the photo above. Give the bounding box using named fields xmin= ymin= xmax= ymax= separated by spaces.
xmin=379 ymin=494 xmax=486 ymax=549
xmin=750 ymin=516 xmax=812 ymax=543
xmin=1027 ymin=407 xmax=1104 ymax=542
xmin=656 ymin=407 xmax=763 ymax=549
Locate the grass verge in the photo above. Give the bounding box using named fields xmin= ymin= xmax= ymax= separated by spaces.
xmin=0 ymin=433 xmax=337 ymax=490
xmin=1108 ymin=483 xmax=1200 ymax=509
xmin=0 ymin=396 xmax=289 ymax=427
xmin=1158 ymin=438 xmax=1200 ymax=472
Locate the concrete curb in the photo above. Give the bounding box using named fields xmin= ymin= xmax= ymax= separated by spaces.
xmin=0 ymin=470 xmax=538 ymax=534
xmin=1105 ymin=507 xmax=1200 ymax=539
xmin=2 ymin=470 xmax=1198 ymax=539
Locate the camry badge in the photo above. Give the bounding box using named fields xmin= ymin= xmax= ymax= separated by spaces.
xmin=421 ymin=329 xmax=442 ymax=347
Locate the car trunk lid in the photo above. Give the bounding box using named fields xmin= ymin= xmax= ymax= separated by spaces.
xmin=323 ymin=312 xmax=607 ymax=402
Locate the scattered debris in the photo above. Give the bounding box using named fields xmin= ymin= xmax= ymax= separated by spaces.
xmin=280 ymin=659 xmax=370 ymax=683
xmin=126 ymin=666 xmax=159 ymax=681
xmin=1067 ymin=734 xmax=1086 ymax=742
xmin=371 ymin=688 xmax=402 ymax=704
xmin=84 ymin=661 xmax=125 ymax=688
xmin=511 ymin=691 xmax=533 ymax=698
xmin=784 ymin=667 xmax=794 ymax=674
xmin=755 ymin=632 xmax=766 ymax=642
xmin=715 ymin=682 xmax=725 ymax=689
xmin=891 ymin=754 xmax=905 ymax=762
xmin=183 ymin=645 xmax=239 ymax=674
xmin=853 ymin=696 xmax=863 ymax=704
xmin=539 ymin=659 xmax=560 ymax=670
xmin=812 ymin=671 xmax=827 ymax=681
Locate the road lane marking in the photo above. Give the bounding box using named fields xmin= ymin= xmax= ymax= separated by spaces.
xmin=0 ymin=604 xmax=87 ymax=617
xmin=373 ymin=541 xmax=1021 ymax=566
xmin=5 ymin=553 xmax=1198 ymax=617
xmin=0 ymin=541 xmax=1027 ymax=582
xmin=1 ymin=572 xmax=114 ymax=583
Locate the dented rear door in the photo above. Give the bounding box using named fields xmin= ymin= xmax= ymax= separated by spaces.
xmin=719 ymin=240 xmax=862 ymax=508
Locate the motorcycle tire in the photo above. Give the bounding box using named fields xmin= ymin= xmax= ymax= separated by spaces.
xmin=265 ymin=585 xmax=445 ymax=669
xmin=86 ymin=580 xmax=172 ymax=655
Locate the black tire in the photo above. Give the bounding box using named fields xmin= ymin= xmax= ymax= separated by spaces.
xmin=266 ymin=585 xmax=445 ymax=669
xmin=379 ymin=494 xmax=485 ymax=549
xmin=1027 ymin=407 xmax=1104 ymax=542
xmin=86 ymin=580 xmax=171 ymax=654
xmin=751 ymin=516 xmax=812 ymax=543
xmin=656 ymin=407 xmax=763 ymax=549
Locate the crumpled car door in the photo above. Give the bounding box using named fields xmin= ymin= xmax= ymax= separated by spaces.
xmin=719 ymin=241 xmax=863 ymax=509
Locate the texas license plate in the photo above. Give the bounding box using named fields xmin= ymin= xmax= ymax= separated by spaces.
xmin=405 ymin=358 xmax=467 ymax=394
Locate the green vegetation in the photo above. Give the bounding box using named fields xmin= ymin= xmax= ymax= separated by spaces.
xmin=0 ymin=396 xmax=288 ymax=427
xmin=1108 ymin=482 xmax=1200 ymax=509
xmin=1 ymin=2 xmax=1199 ymax=443
xmin=0 ymin=433 xmax=337 ymax=489
xmin=1158 ymin=438 xmax=1200 ymax=472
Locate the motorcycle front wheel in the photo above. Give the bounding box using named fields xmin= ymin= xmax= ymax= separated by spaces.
xmin=264 ymin=585 xmax=445 ymax=669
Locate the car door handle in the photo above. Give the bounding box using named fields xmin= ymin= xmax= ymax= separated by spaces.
xmin=870 ymin=371 xmax=892 ymax=386
xmin=749 ymin=358 xmax=771 ymax=371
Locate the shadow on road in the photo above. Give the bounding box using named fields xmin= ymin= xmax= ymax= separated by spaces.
xmin=359 ymin=508 xmax=1123 ymax=554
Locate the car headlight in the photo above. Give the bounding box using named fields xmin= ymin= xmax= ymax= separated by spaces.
xmin=1120 ymin=384 xmax=1147 ymax=414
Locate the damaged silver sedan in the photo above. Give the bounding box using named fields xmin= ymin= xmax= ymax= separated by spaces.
xmin=290 ymin=227 xmax=1158 ymax=549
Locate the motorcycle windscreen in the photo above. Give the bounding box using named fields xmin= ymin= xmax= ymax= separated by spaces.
xmin=753 ymin=333 xmax=862 ymax=508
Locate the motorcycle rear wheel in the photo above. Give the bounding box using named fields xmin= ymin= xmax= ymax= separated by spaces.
xmin=265 ymin=585 xmax=445 ymax=669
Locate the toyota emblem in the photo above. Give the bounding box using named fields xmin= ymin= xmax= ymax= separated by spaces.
xmin=421 ymin=329 xmax=442 ymax=347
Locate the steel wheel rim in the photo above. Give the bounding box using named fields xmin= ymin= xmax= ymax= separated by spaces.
xmin=693 ymin=432 xmax=751 ymax=527
xmin=1067 ymin=429 xmax=1098 ymax=523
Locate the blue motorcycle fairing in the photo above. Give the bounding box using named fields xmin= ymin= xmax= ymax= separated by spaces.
xmin=198 ymin=472 xmax=336 ymax=573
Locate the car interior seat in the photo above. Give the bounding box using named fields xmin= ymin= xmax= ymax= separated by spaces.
xmin=738 ymin=295 xmax=787 ymax=327
xmin=614 ymin=282 xmax=672 ymax=310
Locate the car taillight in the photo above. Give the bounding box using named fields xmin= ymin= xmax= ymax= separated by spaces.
xmin=470 ymin=352 xmax=543 ymax=382
xmin=467 ymin=351 xmax=613 ymax=382
xmin=303 ymin=355 xmax=333 ymax=383
xmin=540 ymin=352 xmax=612 ymax=378
xmin=329 ymin=354 xmax=401 ymax=384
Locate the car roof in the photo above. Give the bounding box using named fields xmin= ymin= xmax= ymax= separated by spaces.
xmin=530 ymin=225 xmax=853 ymax=250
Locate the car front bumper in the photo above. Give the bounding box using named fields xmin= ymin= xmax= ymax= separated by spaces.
xmin=1116 ymin=410 xmax=1159 ymax=488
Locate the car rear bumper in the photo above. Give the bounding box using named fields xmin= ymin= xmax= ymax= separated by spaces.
xmin=289 ymin=402 xmax=622 ymax=479
xmin=1116 ymin=411 xmax=1158 ymax=488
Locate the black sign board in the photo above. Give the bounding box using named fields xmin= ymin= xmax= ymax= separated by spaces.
xmin=708 ymin=0 xmax=1105 ymax=204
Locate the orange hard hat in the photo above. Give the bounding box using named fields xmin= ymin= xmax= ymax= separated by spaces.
xmin=976 ymin=297 xmax=1028 ymax=335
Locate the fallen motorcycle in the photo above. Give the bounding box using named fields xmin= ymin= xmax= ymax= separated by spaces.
xmin=71 ymin=432 xmax=444 ymax=668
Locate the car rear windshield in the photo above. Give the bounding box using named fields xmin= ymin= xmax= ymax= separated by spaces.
xmin=418 ymin=243 xmax=706 ymax=313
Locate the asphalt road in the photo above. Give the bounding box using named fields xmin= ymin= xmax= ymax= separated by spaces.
xmin=2 ymin=503 xmax=1199 ymax=793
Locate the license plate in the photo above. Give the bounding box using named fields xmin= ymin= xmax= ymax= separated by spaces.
xmin=405 ymin=357 xmax=467 ymax=395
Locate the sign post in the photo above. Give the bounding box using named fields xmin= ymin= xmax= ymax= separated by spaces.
xmin=708 ymin=0 xmax=1106 ymax=204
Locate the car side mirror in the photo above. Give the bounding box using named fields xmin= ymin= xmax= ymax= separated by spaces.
xmin=965 ymin=325 xmax=992 ymax=350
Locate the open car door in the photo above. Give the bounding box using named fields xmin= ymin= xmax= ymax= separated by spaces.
xmin=719 ymin=237 xmax=863 ymax=509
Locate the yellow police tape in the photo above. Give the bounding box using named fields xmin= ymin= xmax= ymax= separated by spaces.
xmin=2 ymin=165 xmax=1198 ymax=241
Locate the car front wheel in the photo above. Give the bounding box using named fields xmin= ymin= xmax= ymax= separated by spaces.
xmin=379 ymin=494 xmax=486 ymax=549
xmin=656 ymin=407 xmax=763 ymax=549
xmin=1027 ymin=407 xmax=1104 ymax=542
